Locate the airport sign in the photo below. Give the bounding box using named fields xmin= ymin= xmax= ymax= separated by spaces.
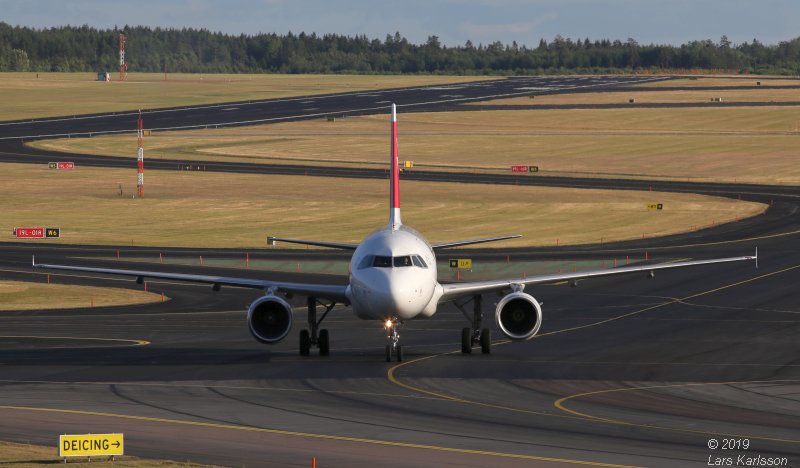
xmin=404 ymin=160 xmax=413 ymax=168
xmin=48 ymin=162 xmax=75 ymax=170
xmin=511 ymin=165 xmax=528 ymax=173
xmin=647 ymin=203 xmax=664 ymax=211
xmin=14 ymin=227 xmax=60 ymax=238
xmin=449 ymin=259 xmax=473 ymax=269
xmin=59 ymin=433 xmax=124 ymax=458
xmin=529 ymin=166 xmax=539 ymax=173
xmin=14 ymin=227 xmax=44 ymax=238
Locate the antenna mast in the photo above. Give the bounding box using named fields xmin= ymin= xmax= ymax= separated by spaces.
xmin=119 ymin=33 xmax=127 ymax=81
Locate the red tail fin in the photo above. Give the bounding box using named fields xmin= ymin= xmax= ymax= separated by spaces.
xmin=390 ymin=103 xmax=401 ymax=230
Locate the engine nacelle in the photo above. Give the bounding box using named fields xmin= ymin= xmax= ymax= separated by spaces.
xmin=247 ymin=295 xmax=293 ymax=344
xmin=495 ymin=292 xmax=543 ymax=341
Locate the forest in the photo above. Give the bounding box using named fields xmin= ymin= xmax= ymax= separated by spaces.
xmin=1 ymin=23 xmax=799 ymax=75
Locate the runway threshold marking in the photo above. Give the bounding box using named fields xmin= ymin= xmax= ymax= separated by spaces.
xmin=0 ymin=406 xmax=640 ymax=468
xmin=388 ymin=262 xmax=800 ymax=442
xmin=553 ymin=380 xmax=800 ymax=444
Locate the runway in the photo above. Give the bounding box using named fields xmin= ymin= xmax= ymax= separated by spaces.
xmin=0 ymin=76 xmax=798 ymax=467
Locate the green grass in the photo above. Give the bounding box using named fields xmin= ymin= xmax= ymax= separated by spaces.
xmin=0 ymin=163 xmax=764 ymax=248
xmin=0 ymin=72 xmax=492 ymax=121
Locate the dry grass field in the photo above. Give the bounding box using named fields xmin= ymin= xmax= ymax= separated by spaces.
xmin=32 ymin=104 xmax=800 ymax=184
xmin=0 ymin=72 xmax=491 ymax=121
xmin=0 ymin=280 xmax=162 ymax=311
xmin=0 ymin=163 xmax=764 ymax=248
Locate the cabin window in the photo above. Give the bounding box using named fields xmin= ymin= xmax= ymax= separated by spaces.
xmin=393 ymin=256 xmax=413 ymax=267
xmin=412 ymin=255 xmax=428 ymax=268
xmin=372 ymin=256 xmax=392 ymax=267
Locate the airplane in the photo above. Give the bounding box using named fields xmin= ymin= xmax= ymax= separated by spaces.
xmin=34 ymin=104 xmax=757 ymax=362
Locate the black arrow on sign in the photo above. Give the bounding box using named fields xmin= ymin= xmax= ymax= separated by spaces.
xmin=112 ymin=441 xmax=120 ymax=448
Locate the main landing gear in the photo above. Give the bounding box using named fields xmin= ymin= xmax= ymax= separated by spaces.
xmin=384 ymin=318 xmax=403 ymax=362
xmin=454 ymin=295 xmax=491 ymax=355
xmin=299 ymin=297 xmax=335 ymax=356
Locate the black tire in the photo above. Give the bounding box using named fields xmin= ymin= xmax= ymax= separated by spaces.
xmin=299 ymin=329 xmax=310 ymax=356
xmin=480 ymin=328 xmax=491 ymax=354
xmin=318 ymin=329 xmax=330 ymax=356
xmin=396 ymin=344 xmax=403 ymax=362
xmin=385 ymin=344 xmax=392 ymax=362
xmin=461 ymin=327 xmax=472 ymax=354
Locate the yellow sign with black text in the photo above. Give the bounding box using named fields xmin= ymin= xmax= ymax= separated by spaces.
xmin=449 ymin=259 xmax=472 ymax=269
xmin=59 ymin=433 xmax=124 ymax=458
xmin=646 ymin=203 xmax=663 ymax=211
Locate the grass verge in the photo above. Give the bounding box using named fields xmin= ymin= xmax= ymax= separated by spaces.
xmin=0 ymin=440 xmax=210 ymax=466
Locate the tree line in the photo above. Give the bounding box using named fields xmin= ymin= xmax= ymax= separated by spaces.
xmin=1 ymin=23 xmax=799 ymax=75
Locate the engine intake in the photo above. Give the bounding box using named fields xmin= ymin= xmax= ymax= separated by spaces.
xmin=495 ymin=292 xmax=542 ymax=340
xmin=247 ymin=295 xmax=293 ymax=344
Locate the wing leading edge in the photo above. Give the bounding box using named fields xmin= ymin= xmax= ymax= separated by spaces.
xmin=32 ymin=258 xmax=349 ymax=303
xmin=267 ymin=236 xmax=357 ymax=250
xmin=431 ymin=235 xmax=522 ymax=250
xmin=439 ymin=250 xmax=758 ymax=303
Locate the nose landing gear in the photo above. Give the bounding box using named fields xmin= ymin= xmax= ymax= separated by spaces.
xmin=384 ymin=318 xmax=403 ymax=362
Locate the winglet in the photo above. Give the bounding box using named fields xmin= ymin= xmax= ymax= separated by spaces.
xmin=389 ymin=103 xmax=401 ymax=230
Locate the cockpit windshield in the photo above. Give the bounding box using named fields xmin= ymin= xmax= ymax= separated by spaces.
xmin=358 ymin=254 xmax=429 ymax=269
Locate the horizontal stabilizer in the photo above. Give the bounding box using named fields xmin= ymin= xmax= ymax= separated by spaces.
xmin=267 ymin=236 xmax=358 ymax=250
xmin=431 ymin=235 xmax=522 ymax=250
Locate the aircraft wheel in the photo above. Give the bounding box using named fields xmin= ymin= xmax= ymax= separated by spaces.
xmin=299 ymin=330 xmax=311 ymax=356
xmin=385 ymin=344 xmax=392 ymax=362
xmin=318 ymin=329 xmax=330 ymax=356
xmin=461 ymin=327 xmax=472 ymax=354
xmin=480 ymin=328 xmax=491 ymax=354
xmin=396 ymin=344 xmax=403 ymax=362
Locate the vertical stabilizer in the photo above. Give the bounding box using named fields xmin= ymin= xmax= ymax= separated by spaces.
xmin=389 ymin=103 xmax=402 ymax=230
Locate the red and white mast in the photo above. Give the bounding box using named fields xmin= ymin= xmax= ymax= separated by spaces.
xmin=119 ymin=33 xmax=127 ymax=81
xmin=137 ymin=110 xmax=144 ymax=198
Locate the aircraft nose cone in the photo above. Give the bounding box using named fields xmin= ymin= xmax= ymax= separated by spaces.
xmin=367 ymin=271 xmax=425 ymax=319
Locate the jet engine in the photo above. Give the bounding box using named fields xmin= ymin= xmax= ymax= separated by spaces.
xmin=247 ymin=295 xmax=293 ymax=344
xmin=494 ymin=292 xmax=543 ymax=340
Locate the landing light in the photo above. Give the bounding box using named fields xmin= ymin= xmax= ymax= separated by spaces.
xmin=384 ymin=319 xmax=393 ymax=329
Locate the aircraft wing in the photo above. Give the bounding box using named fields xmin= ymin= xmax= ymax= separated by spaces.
xmin=267 ymin=236 xmax=357 ymax=250
xmin=32 ymin=259 xmax=350 ymax=303
xmin=431 ymin=235 xmax=522 ymax=249
xmin=439 ymin=251 xmax=757 ymax=303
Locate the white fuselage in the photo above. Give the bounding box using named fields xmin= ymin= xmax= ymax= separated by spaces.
xmin=346 ymin=225 xmax=442 ymax=321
